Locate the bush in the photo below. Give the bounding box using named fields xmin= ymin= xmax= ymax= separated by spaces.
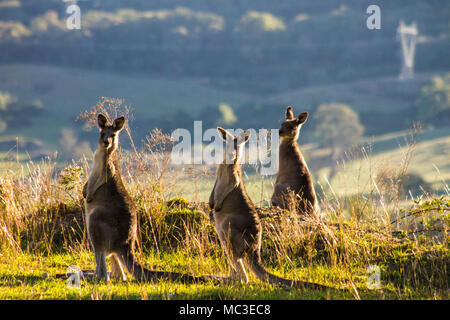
xmin=314 ymin=103 xmax=364 ymax=151
xmin=417 ymin=73 xmax=450 ymax=126
xmin=402 ymin=173 xmax=433 ymax=197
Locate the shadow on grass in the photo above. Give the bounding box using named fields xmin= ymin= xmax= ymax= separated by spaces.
xmin=53 ymin=270 xmax=226 ymax=286
xmin=1 ymin=274 xmax=47 ymax=287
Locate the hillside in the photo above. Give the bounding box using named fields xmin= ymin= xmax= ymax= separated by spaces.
xmin=169 ymin=126 xmax=450 ymax=205
xmin=0 ymin=64 xmax=257 ymax=149
xmin=1 ymin=64 xmax=449 ymax=198
xmin=1 ymin=1 xmax=449 ymax=92
xmin=0 ymin=64 xmax=445 ymax=151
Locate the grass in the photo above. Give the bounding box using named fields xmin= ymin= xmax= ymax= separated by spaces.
xmin=0 ymin=165 xmax=448 ymax=300
xmin=171 ymin=126 xmax=450 ymax=202
xmin=319 ymin=128 xmax=450 ymax=197
xmin=0 ymin=251 xmax=347 ymax=300
xmin=0 ymin=103 xmax=448 ymax=300
xmin=266 ymin=72 xmax=438 ymax=114
xmin=0 ymin=213 xmax=447 ymax=300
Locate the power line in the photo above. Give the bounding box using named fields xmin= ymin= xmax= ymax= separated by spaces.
xmin=397 ymin=20 xmax=418 ymax=80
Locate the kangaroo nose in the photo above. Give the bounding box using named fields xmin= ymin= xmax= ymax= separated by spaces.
xmin=104 ymin=138 xmax=112 ymax=147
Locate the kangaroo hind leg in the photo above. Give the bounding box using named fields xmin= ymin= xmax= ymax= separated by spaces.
xmin=94 ymin=250 xmax=109 ymax=281
xmin=110 ymin=253 xmax=127 ymax=281
xmin=271 ymin=182 xmax=289 ymax=208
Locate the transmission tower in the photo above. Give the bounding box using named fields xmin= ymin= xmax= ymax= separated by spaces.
xmin=397 ymin=21 xmax=418 ymax=80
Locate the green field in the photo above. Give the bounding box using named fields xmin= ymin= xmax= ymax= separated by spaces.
xmin=0 ymin=250 xmax=356 ymax=300
xmin=0 ymin=64 xmax=257 ymax=149
xmin=2 ymin=64 xmax=449 ymax=198
xmin=266 ymin=73 xmax=434 ymax=113
xmin=1 ymin=64 xmax=446 ymax=151
xmin=1 ymin=123 xmax=450 ymax=202
xmin=316 ymin=127 xmax=450 ymax=196
xmin=0 ymin=191 xmax=447 ymax=300
xmin=170 ymin=127 xmax=450 ymax=204
xmin=0 ymin=64 xmax=449 ymax=301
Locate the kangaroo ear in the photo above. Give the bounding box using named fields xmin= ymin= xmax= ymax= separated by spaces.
xmin=97 ymin=114 xmax=108 ymax=129
xmin=286 ymin=106 xmax=294 ymax=120
xmin=217 ymin=127 xmax=232 ymax=141
xmin=113 ymin=116 xmax=126 ymax=132
xmin=297 ymin=112 xmax=308 ymax=124
xmin=237 ymin=130 xmax=251 ymax=143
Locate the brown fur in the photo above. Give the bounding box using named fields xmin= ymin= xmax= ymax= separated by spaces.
xmin=271 ymin=106 xmax=319 ymax=215
xmin=83 ymin=114 xmax=211 ymax=283
xmin=210 ymin=127 xmax=326 ymax=289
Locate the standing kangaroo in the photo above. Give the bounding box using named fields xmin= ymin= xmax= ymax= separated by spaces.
xmin=83 ymin=114 xmax=210 ymax=283
xmin=83 ymin=114 xmax=138 ymax=281
xmin=209 ymin=127 xmax=325 ymax=289
xmin=271 ymin=106 xmax=319 ymax=215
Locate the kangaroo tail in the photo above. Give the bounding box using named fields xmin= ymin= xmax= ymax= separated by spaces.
xmin=122 ymin=249 xmax=220 ymax=284
xmin=246 ymin=252 xmax=329 ymax=290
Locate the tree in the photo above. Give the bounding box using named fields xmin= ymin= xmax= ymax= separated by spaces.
xmin=417 ymin=74 xmax=450 ymax=126
xmin=0 ymin=91 xmax=16 ymax=110
xmin=197 ymin=103 xmax=238 ymax=129
xmin=59 ymin=128 xmax=91 ymax=161
xmin=0 ymin=91 xmax=15 ymax=132
xmin=218 ymin=103 xmax=237 ymax=126
xmin=59 ymin=128 xmax=78 ymax=161
xmin=314 ymin=103 xmax=364 ymax=178
xmin=0 ymin=92 xmax=45 ymax=130
xmin=0 ymin=120 xmax=6 ymax=133
xmin=238 ymin=11 xmax=286 ymax=34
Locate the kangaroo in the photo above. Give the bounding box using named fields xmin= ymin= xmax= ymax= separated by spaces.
xmin=209 ymin=127 xmax=326 ymax=289
xmin=271 ymin=106 xmax=319 ymax=215
xmin=82 ymin=114 xmax=211 ymax=283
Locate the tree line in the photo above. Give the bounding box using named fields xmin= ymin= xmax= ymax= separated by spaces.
xmin=1 ymin=2 xmax=449 ymax=92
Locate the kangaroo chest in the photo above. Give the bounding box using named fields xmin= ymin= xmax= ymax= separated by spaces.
xmin=85 ymin=148 xmax=116 ymax=214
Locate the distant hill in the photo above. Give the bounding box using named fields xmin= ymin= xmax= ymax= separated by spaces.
xmin=0 ymin=63 xmax=445 ymax=154
xmin=0 ymin=0 xmax=448 ymax=92
xmin=0 ymin=64 xmax=257 ymax=149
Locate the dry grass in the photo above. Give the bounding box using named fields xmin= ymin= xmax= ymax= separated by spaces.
xmin=0 ymin=100 xmax=448 ymax=299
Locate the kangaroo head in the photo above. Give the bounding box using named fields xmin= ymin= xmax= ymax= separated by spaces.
xmin=279 ymin=106 xmax=308 ymax=141
xmin=217 ymin=127 xmax=251 ymax=164
xmin=97 ymin=114 xmax=126 ymax=153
